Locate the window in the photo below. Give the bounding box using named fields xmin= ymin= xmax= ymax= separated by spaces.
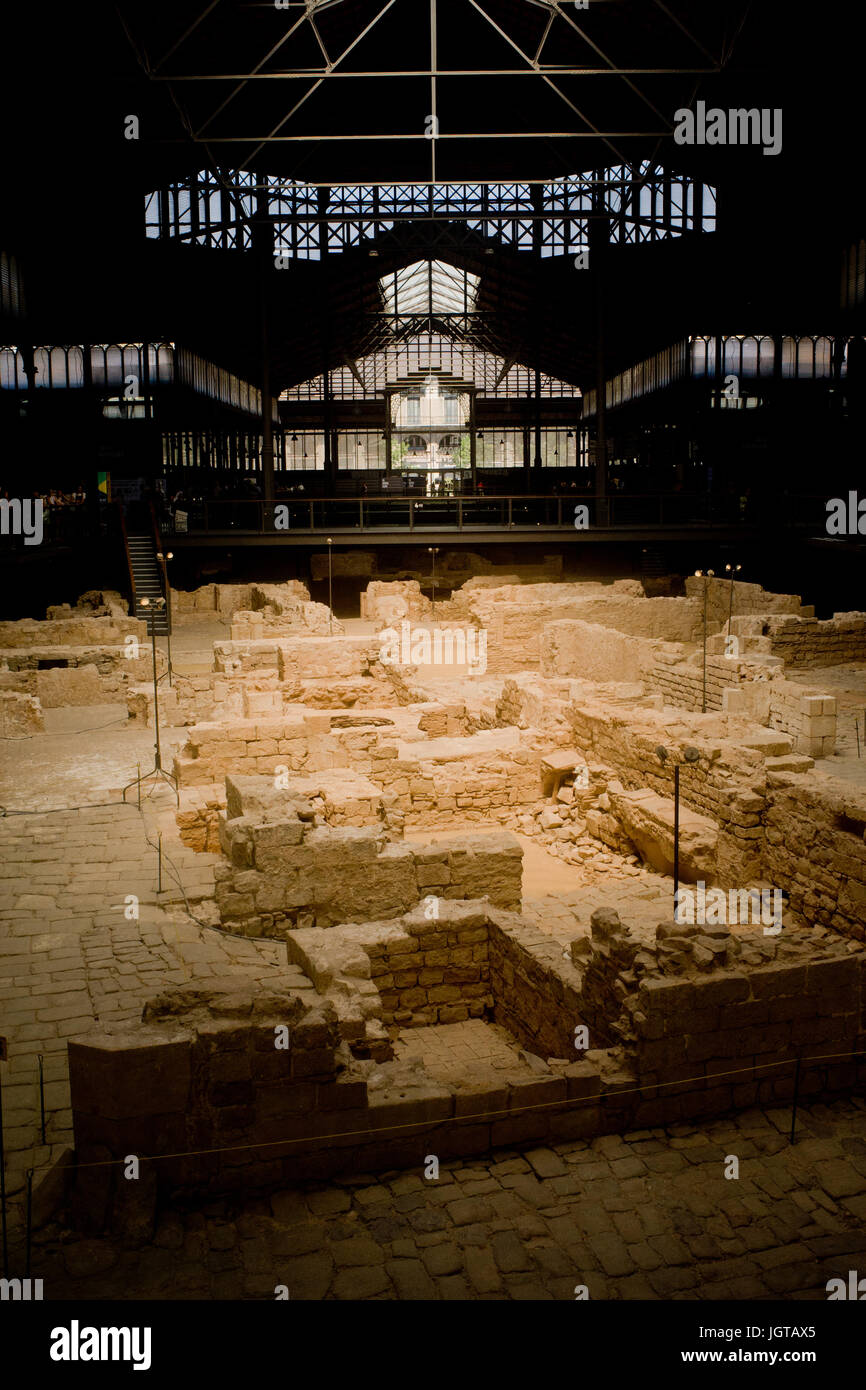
xmin=379 ymin=260 xmax=480 ymax=319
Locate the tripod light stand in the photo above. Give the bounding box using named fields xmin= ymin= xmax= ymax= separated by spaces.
xmin=123 ymin=595 xmax=178 ymax=805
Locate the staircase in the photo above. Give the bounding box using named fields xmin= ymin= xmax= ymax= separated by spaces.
xmin=639 ymin=545 xmax=668 ymax=577
xmin=127 ymin=533 xmax=170 ymax=635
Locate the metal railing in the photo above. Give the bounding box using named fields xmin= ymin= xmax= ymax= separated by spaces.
xmin=159 ymin=493 xmax=832 ymax=536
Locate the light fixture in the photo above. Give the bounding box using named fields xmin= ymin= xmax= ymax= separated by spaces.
xmin=122 ymin=593 xmax=176 ymax=806
xmin=655 ymin=744 xmax=701 ymax=918
xmin=291 ymin=432 xmax=298 ymax=442
xmin=695 ymin=572 xmax=715 ymax=711
xmin=326 ymin=539 xmax=333 ymax=635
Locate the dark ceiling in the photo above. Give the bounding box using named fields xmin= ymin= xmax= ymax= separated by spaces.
xmin=3 ymin=1 xmax=864 ymax=396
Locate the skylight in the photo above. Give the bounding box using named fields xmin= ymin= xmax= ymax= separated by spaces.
xmin=379 ymin=260 xmax=480 ymax=318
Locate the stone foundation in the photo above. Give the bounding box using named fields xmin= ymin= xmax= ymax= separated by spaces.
xmin=0 ymin=689 xmax=44 ymax=735
xmin=213 ymin=773 xmax=523 ymax=933
xmin=65 ymin=902 xmax=866 ymax=1216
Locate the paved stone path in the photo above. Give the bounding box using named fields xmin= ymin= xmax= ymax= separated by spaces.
xmin=2 ymin=669 xmax=865 ymax=1301
xmin=0 ymin=798 xmax=309 ymax=1214
xmin=396 ymin=1018 xmax=541 ymax=1086
xmin=20 ymin=1097 xmax=866 ymax=1300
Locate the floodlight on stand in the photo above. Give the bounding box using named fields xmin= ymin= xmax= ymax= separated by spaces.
xmin=695 ymin=570 xmax=715 ymax=712
xmin=326 ymin=537 xmax=334 ymax=636
xmin=726 ymin=562 xmax=742 ymax=636
xmin=122 ymin=594 xmax=177 ymax=807
xmin=155 ymin=549 xmax=175 ymax=687
xmin=428 ymin=546 xmax=439 ymax=619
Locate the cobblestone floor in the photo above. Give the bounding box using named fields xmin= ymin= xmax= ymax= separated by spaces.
xmin=2 ymin=673 xmax=865 ymax=1302
xmin=0 ymin=796 xmax=311 ymax=1214
xmin=18 ymin=1097 xmax=866 ymax=1300
xmin=395 ymin=1018 xmax=540 ymax=1086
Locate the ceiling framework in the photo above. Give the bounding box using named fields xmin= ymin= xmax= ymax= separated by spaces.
xmin=119 ymin=0 xmax=746 ymax=186
xmin=281 ymin=331 xmax=581 ymax=400
xmin=144 ymin=162 xmax=716 ymax=259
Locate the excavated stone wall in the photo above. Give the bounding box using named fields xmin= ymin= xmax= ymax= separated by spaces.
xmin=172 ymin=713 xmax=343 ymax=787
xmin=66 ymin=908 xmax=866 ymax=1210
xmin=345 ymin=911 xmax=493 ymax=1028
xmin=170 ymin=580 xmax=311 ymax=624
xmin=213 ymin=774 xmax=523 ymax=933
xmin=682 ymin=576 xmax=812 ymax=624
xmin=740 ymin=613 xmax=866 ymax=668
xmin=488 ymin=913 xmax=585 ymax=1060
xmin=366 ymin=732 xmax=541 ymax=826
xmin=0 ymin=689 xmax=44 ymax=735
xmin=360 ymin=580 xmax=432 ymax=623
xmin=633 ymin=954 xmax=865 ymax=1109
xmin=566 ymin=696 xmax=771 ymax=885
xmin=764 ymin=774 xmax=866 ymax=939
xmin=646 ymin=653 xmax=737 ymax=712
xmin=0 ymin=615 xmax=146 ymax=648
xmin=543 ymin=620 xmax=678 ymax=683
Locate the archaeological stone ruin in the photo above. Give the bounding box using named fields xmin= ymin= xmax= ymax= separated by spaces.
xmin=1 ymin=559 xmax=865 ymax=1310
xmin=8 ymin=17 xmax=866 ymax=1325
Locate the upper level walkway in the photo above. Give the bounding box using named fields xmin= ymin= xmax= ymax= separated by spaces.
xmin=164 ymin=493 xmax=829 ymax=547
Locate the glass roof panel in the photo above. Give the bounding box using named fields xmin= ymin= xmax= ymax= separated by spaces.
xmin=380 ymin=260 xmax=480 ymax=317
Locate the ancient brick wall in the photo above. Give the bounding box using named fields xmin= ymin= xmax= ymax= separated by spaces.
xmin=683 ymin=577 xmax=811 ymax=626
xmin=762 ymin=614 xmax=866 ymax=667
xmin=633 ymin=954 xmax=866 ymax=1121
xmin=764 ymin=775 xmax=866 ymax=939
xmin=0 ymin=615 xmax=146 ymax=648
xmin=66 ymin=923 xmax=866 ymax=1214
xmin=368 ymin=738 xmax=541 ymax=825
xmin=366 ymin=913 xmax=493 ymax=1027
xmin=172 ymin=713 xmax=344 ymax=787
xmin=215 ymin=783 xmax=523 ymax=932
xmin=567 ymin=697 xmax=769 ymax=885
xmin=487 ymin=913 xmax=584 ymax=1060
xmin=543 ymin=619 xmax=676 ymax=683
xmin=0 ymin=689 xmax=44 ymax=735
xmin=646 ymin=654 xmax=735 ymax=712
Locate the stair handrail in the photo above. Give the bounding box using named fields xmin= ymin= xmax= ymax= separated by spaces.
xmin=147 ymin=499 xmax=167 ymax=604
xmin=116 ymin=501 xmax=138 ymax=620
xmin=148 ymin=498 xmax=173 ymax=668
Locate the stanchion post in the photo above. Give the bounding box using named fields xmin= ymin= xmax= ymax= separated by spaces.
xmin=25 ymin=1168 xmax=33 ymax=1277
xmin=38 ymin=1052 xmax=46 ymax=1144
xmin=0 ymin=1036 xmax=7 ymax=1276
xmin=790 ymin=1054 xmax=802 ymax=1144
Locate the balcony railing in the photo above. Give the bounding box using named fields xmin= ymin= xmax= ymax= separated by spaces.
xmin=162 ymin=492 xmax=830 ymax=536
